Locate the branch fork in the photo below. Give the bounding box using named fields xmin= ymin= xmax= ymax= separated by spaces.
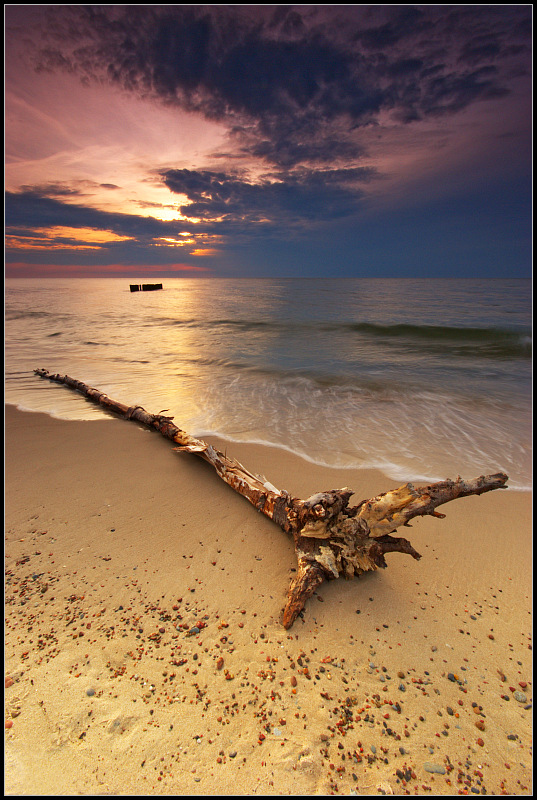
xmin=34 ymin=369 xmax=508 ymax=628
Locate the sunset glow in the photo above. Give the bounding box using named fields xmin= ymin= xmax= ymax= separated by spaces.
xmin=5 ymin=5 xmax=531 ymax=279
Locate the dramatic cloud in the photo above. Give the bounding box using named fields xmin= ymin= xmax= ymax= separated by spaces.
xmin=160 ymin=166 xmax=377 ymax=224
xmin=27 ymin=5 xmax=530 ymax=168
xmin=4 ymin=4 xmax=532 ymax=278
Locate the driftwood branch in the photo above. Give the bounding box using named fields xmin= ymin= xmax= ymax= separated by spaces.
xmin=34 ymin=369 xmax=508 ymax=628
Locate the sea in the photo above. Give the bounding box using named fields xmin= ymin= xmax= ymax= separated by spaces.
xmin=5 ymin=277 xmax=532 ymax=491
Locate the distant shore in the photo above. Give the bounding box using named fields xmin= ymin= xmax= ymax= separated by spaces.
xmin=5 ymin=404 xmax=532 ymax=795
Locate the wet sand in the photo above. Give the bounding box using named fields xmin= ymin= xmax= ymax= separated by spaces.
xmin=4 ymin=404 xmax=532 ymax=795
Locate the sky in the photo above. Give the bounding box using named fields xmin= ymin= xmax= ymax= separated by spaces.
xmin=5 ymin=4 xmax=532 ymax=279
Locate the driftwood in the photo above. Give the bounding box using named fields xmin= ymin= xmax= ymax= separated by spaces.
xmin=34 ymin=369 xmax=508 ymax=628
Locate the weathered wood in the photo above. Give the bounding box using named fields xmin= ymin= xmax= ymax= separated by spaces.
xmin=34 ymin=368 xmax=508 ymax=628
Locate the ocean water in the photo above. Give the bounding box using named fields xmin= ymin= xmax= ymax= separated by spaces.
xmin=5 ymin=277 xmax=532 ymax=490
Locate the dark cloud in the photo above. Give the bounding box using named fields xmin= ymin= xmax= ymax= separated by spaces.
xmin=355 ymin=5 xmax=427 ymax=50
xmin=160 ymin=165 xmax=376 ymax=224
xmin=22 ymin=5 xmax=530 ymax=169
xmin=4 ymin=6 xmax=531 ymax=278
xmin=18 ymin=180 xmax=121 ymax=197
xmin=5 ymin=189 xmax=176 ymax=241
xmin=18 ymin=182 xmax=84 ymax=198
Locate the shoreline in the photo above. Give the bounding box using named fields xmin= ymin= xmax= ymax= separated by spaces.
xmin=5 ymin=405 xmax=532 ymax=795
xmin=6 ymin=400 xmax=532 ymax=492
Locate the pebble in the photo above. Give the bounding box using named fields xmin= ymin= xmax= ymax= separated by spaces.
xmin=5 ymin=528 xmax=532 ymax=798
xmin=424 ymin=762 xmax=445 ymax=775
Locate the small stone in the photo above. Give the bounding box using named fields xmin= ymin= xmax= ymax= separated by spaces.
xmin=513 ymin=691 xmax=527 ymax=703
xmin=447 ymin=672 xmax=457 ymax=682
xmin=5 ymin=720 xmax=13 ymax=729
xmin=86 ymin=687 xmax=95 ymax=697
xmin=475 ymin=719 xmax=485 ymax=731
xmin=398 ymin=683 xmax=406 ymax=692
xmin=290 ymin=675 xmax=297 ymax=687
xmin=216 ymin=657 xmax=224 ymax=670
xmin=476 ymin=737 xmax=485 ymax=747
xmin=5 ymin=677 xmax=14 ymax=689
xmin=424 ymin=762 xmax=445 ymax=775
xmin=229 ymin=751 xmax=237 ymax=758
xmin=189 ymin=626 xmax=200 ymax=636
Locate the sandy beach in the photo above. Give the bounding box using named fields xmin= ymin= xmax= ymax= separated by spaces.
xmin=5 ymin=404 xmax=532 ymax=795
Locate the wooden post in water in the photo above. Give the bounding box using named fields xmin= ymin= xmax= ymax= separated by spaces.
xmin=130 ymin=283 xmax=163 ymax=292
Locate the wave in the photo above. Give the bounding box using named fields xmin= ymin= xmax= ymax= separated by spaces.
xmin=342 ymin=321 xmax=521 ymax=339
xmin=150 ymin=316 xmax=531 ymax=359
xmin=5 ymin=310 xmax=57 ymax=321
xmin=306 ymin=321 xmax=532 ymax=360
xmin=151 ymin=317 xmax=274 ymax=331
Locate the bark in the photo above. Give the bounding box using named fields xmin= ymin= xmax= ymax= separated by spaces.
xmin=34 ymin=369 xmax=508 ymax=629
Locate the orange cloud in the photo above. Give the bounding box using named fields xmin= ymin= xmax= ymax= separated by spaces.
xmin=6 ymin=236 xmax=103 ymax=251
xmin=191 ymin=248 xmax=220 ymax=256
xmin=46 ymin=226 xmax=134 ymax=243
xmin=156 ymin=236 xmax=196 ymax=246
xmin=6 ymin=226 xmax=134 ymax=251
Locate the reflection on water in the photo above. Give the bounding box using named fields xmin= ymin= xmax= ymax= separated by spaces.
xmin=5 ymin=277 xmax=532 ymax=489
